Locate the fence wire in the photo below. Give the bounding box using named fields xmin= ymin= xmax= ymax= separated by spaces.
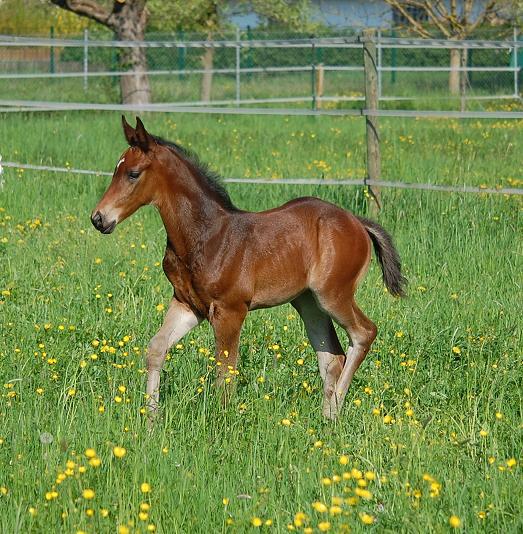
xmin=0 ymin=33 xmax=520 ymax=110
xmin=3 ymin=161 xmax=522 ymax=196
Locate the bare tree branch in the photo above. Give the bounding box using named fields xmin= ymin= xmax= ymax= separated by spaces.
xmin=422 ymin=1 xmax=452 ymax=37
xmin=49 ymin=0 xmax=111 ymax=26
xmin=383 ymin=0 xmax=431 ymax=38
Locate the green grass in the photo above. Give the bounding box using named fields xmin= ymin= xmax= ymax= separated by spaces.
xmin=0 ymin=111 xmax=521 ymax=533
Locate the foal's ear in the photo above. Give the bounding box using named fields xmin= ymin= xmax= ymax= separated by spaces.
xmin=135 ymin=117 xmax=154 ymax=152
xmin=122 ymin=115 xmax=136 ymax=146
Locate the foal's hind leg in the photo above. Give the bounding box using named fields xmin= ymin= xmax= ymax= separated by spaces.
xmin=292 ymin=292 xmax=346 ymax=418
xmin=318 ymin=295 xmax=377 ymax=419
xmin=146 ymin=298 xmax=201 ymax=419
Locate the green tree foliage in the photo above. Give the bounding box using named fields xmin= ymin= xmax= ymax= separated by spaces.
xmin=147 ymin=0 xmax=314 ymax=34
xmin=0 ymin=0 xmax=88 ymax=35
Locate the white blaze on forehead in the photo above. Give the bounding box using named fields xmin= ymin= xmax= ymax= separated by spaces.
xmin=116 ymin=157 xmax=125 ymax=170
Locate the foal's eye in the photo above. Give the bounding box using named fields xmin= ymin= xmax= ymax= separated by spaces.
xmin=128 ymin=170 xmax=141 ymax=180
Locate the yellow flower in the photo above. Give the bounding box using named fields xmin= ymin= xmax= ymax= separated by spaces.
xmin=339 ymin=455 xmax=349 ymax=465
xmin=359 ymin=513 xmax=374 ymax=525
xmin=294 ymin=512 xmax=307 ymax=527
xmin=251 ymin=517 xmax=263 ymax=527
xmin=67 ymin=388 xmax=76 ymax=396
xmin=82 ymin=488 xmax=95 ymax=500
xmin=452 ymin=346 xmax=461 ymax=354
xmin=117 ymin=527 xmax=130 ymax=534
xmin=312 ymin=501 xmax=327 ymax=513
xmin=84 ymin=448 xmax=96 ymax=459
xmin=318 ymin=522 xmax=331 ymax=532
xmin=100 ymin=508 xmax=109 ymax=517
xmin=113 ymin=446 xmax=126 ymax=458
xmin=222 ymin=498 xmax=229 ymax=505
xmin=479 ymin=429 xmax=488 ymax=437
xmin=449 ymin=515 xmax=461 ymax=528
xmin=89 ymin=457 xmax=101 ymax=468
xmin=140 ymin=482 xmax=151 ymax=493
xmin=156 ymin=303 xmax=165 ymax=312
xmin=355 ymin=488 xmax=372 ymax=500
xmin=139 ymin=512 xmax=148 ymax=521
xmin=506 ymin=458 xmax=517 ymax=468
xmin=281 ymin=419 xmax=291 ymax=426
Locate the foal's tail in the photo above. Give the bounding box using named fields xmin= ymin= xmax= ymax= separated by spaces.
xmin=357 ymin=217 xmax=407 ymax=298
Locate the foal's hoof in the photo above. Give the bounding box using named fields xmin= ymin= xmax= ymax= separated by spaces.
xmin=323 ymin=399 xmax=339 ymax=420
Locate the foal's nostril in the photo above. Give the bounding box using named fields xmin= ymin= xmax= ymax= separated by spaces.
xmin=91 ymin=211 xmax=103 ymax=231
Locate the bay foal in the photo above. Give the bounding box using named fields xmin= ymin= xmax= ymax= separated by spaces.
xmin=91 ymin=117 xmax=406 ymax=420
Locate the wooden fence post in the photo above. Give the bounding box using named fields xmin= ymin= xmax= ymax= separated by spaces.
xmin=316 ymin=63 xmax=324 ymax=109
xmin=362 ymin=28 xmax=381 ymax=215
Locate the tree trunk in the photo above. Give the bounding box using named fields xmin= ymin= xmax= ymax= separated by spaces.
xmin=49 ymin=0 xmax=151 ymax=105
xmin=114 ymin=10 xmax=151 ymax=105
xmin=201 ymin=36 xmax=214 ymax=103
xmin=449 ymin=48 xmax=461 ymax=95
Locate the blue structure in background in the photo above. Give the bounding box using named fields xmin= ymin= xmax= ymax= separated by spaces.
xmin=228 ymin=0 xmax=493 ymax=30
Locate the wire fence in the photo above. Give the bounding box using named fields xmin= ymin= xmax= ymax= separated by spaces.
xmin=0 ymin=31 xmax=521 ymax=110
xmin=3 ymin=161 xmax=522 ymax=196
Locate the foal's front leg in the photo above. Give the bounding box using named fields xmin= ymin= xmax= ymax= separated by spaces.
xmin=211 ymin=305 xmax=247 ymax=403
xmin=146 ymin=298 xmax=201 ymax=418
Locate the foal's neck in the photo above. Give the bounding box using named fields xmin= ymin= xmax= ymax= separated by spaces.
xmin=155 ymin=153 xmax=233 ymax=260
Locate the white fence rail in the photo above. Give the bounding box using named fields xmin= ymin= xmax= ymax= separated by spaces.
xmin=0 ymin=33 xmax=520 ymax=109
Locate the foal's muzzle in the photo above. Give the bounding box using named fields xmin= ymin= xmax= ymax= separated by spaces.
xmin=91 ymin=211 xmax=116 ymax=234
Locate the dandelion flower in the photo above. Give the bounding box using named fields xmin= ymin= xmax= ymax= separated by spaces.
xmin=318 ymin=521 xmax=331 ymax=531
xmin=312 ymin=501 xmax=328 ymax=513
xmin=251 ymin=517 xmax=263 ymax=527
xmin=449 ymin=515 xmax=461 ymax=528
xmin=84 ymin=448 xmax=96 ymax=459
xmin=82 ymin=488 xmax=95 ymax=500
xmin=359 ymin=513 xmax=374 ymax=525
xmin=140 ymin=482 xmax=151 ymax=493
xmin=113 ymin=446 xmax=127 ymax=458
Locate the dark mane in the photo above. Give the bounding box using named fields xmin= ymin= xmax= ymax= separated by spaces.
xmin=152 ymin=134 xmax=238 ymax=211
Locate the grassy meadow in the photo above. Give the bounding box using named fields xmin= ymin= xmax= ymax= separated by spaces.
xmin=0 ymin=111 xmax=521 ymax=533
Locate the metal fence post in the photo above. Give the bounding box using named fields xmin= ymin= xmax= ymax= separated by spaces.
xmin=311 ymin=38 xmax=316 ymax=111
xmin=460 ymin=46 xmax=467 ymax=112
xmin=49 ymin=26 xmax=55 ymax=74
xmin=377 ymin=29 xmax=382 ymax=100
xmin=83 ymin=29 xmax=89 ymax=91
xmin=178 ymin=29 xmax=186 ymax=80
xmin=391 ymin=29 xmax=397 ymax=85
xmin=236 ymin=27 xmax=241 ymax=106
xmin=246 ymin=26 xmax=253 ymax=80
xmin=514 ymin=27 xmax=519 ymax=98
xmin=362 ymin=29 xmax=381 ymax=214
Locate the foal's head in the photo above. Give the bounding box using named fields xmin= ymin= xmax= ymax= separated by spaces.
xmin=91 ymin=116 xmax=163 ymax=234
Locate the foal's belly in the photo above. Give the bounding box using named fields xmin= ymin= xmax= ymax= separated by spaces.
xmin=248 ymin=260 xmax=309 ymax=310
